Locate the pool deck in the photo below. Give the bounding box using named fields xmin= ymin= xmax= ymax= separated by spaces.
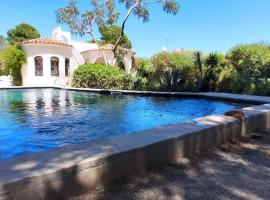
xmin=0 ymin=87 xmax=270 ymax=199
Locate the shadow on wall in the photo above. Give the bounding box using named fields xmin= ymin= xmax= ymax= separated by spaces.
xmin=92 ymin=133 xmax=270 ymax=200
xmin=44 ymin=166 xmax=84 ymax=200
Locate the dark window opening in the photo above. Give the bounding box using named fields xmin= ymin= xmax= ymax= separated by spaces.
xmin=51 ymin=57 xmax=59 ymax=76
xmin=65 ymin=58 xmax=70 ymax=77
xmin=35 ymin=56 xmax=43 ymax=76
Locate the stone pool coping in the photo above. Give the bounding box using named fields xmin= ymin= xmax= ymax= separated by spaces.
xmin=59 ymin=86 xmax=270 ymax=104
xmin=1 ymin=86 xmax=270 ymax=104
xmin=1 ymin=87 xmax=270 ymax=199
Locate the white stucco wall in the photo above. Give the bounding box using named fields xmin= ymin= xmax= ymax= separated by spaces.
xmin=81 ymin=50 xmax=133 ymax=73
xmin=0 ymin=75 xmax=12 ymax=87
xmin=21 ymin=41 xmax=135 ymax=87
xmin=70 ymin=41 xmax=98 ymax=53
xmin=21 ymin=44 xmax=77 ymax=87
xmin=123 ymin=53 xmax=133 ymax=73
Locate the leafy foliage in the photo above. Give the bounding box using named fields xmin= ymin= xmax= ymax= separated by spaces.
xmin=100 ymin=25 xmax=132 ymax=49
xmin=200 ymin=53 xmax=225 ymax=92
xmin=192 ymin=51 xmax=205 ymax=91
xmin=0 ymin=45 xmax=26 ymax=85
xmin=119 ymin=0 xmax=179 ymax=23
xmin=145 ymin=51 xmax=196 ymax=91
xmin=225 ymin=44 xmax=270 ymax=93
xmin=7 ymin=23 xmax=40 ymax=44
xmin=193 ymin=51 xmax=203 ymax=78
xmin=56 ymin=0 xmax=118 ymax=36
xmin=56 ymin=0 xmax=180 ymax=63
xmin=72 ymin=64 xmax=131 ymax=89
xmin=151 ymin=51 xmax=193 ymax=73
xmin=217 ymin=65 xmax=242 ymax=93
xmin=0 ymin=35 xmax=6 ymax=49
xmin=134 ymin=58 xmax=152 ymax=77
xmin=159 ymin=68 xmax=182 ymax=91
xmin=56 ymin=0 xmax=119 ymax=65
xmin=70 ymin=43 xmax=270 ymax=96
xmin=113 ymin=0 xmax=179 ymax=53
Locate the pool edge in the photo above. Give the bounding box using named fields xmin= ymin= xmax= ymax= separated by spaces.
xmin=1 ymin=86 xmax=270 ymax=104
xmin=1 ymin=88 xmax=270 ymax=199
xmin=0 ymin=103 xmax=270 ymax=199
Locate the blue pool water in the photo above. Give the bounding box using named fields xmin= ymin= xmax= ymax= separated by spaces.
xmin=0 ymin=89 xmax=247 ymax=158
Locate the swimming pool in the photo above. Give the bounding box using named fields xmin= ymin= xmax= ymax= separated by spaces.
xmin=0 ymin=89 xmax=248 ymax=158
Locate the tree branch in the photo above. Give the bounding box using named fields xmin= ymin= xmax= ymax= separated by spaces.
xmin=87 ymin=31 xmax=108 ymax=66
xmin=113 ymin=0 xmax=141 ymax=56
xmin=144 ymin=0 xmax=164 ymax=5
xmin=87 ymin=17 xmax=108 ymax=65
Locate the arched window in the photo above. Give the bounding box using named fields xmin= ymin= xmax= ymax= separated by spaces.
xmin=51 ymin=57 xmax=59 ymax=76
xmin=65 ymin=58 xmax=70 ymax=77
xmin=34 ymin=56 xmax=43 ymax=76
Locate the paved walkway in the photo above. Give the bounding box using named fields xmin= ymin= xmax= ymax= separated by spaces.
xmin=71 ymin=131 xmax=270 ymax=200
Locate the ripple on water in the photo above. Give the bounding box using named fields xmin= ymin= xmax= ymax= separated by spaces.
xmin=0 ymin=89 xmax=248 ymax=158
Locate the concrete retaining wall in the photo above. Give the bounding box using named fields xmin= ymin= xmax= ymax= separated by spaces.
xmin=1 ymin=103 xmax=270 ymax=200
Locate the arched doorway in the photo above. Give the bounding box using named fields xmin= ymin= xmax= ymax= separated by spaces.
xmin=94 ymin=57 xmax=106 ymax=65
xmin=118 ymin=61 xmax=126 ymax=71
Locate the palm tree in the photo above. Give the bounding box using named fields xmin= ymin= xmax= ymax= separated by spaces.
xmin=193 ymin=51 xmax=203 ymax=91
xmin=204 ymin=53 xmax=220 ymax=92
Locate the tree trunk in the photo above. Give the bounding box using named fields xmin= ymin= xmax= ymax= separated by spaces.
xmin=113 ymin=1 xmax=140 ymax=59
xmin=88 ymin=31 xmax=108 ymax=66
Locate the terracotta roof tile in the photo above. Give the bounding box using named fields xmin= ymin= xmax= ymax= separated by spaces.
xmin=81 ymin=44 xmax=136 ymax=54
xmin=20 ymin=38 xmax=73 ymax=48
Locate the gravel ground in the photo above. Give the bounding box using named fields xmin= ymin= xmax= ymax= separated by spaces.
xmin=71 ymin=130 xmax=270 ymax=200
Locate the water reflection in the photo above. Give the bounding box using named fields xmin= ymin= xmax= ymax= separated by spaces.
xmin=0 ymin=89 xmax=247 ymax=159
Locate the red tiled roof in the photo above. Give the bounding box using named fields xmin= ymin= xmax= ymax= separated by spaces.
xmin=81 ymin=44 xmax=136 ymax=54
xmin=20 ymin=38 xmax=73 ymax=48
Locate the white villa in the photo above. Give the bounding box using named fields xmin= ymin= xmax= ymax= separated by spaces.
xmin=19 ymin=27 xmax=135 ymax=87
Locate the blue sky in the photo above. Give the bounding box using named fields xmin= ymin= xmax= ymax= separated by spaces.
xmin=0 ymin=0 xmax=269 ymax=57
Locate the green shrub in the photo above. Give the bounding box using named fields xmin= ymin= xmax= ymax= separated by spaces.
xmin=73 ymin=45 xmax=270 ymax=96
xmin=133 ymin=77 xmax=148 ymax=90
xmin=250 ymin=82 xmax=270 ymax=96
xmin=72 ymin=64 xmax=130 ymax=89
xmin=135 ymin=58 xmax=152 ymax=78
xmin=0 ymin=45 xmax=26 ymax=85
xmin=148 ymin=51 xmax=196 ymax=91
xmin=217 ymin=65 xmax=244 ymax=93
xmin=150 ymin=51 xmax=193 ymax=73
xmin=226 ymin=44 xmax=270 ymax=93
xmin=123 ymin=74 xmax=148 ymax=91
